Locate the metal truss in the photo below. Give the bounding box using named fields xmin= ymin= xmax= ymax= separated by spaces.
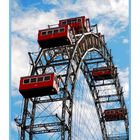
xmin=15 ymin=24 xmax=129 ymax=140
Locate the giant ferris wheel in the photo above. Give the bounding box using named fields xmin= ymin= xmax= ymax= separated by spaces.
xmin=15 ymin=16 xmax=129 ymax=140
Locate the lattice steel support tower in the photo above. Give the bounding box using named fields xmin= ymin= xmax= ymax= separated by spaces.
xmin=15 ymin=24 xmax=129 ymax=140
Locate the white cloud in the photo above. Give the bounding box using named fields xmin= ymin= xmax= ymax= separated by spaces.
xmin=12 ymin=34 xmax=32 ymax=88
xmin=123 ymin=38 xmax=129 ymax=44
xmin=98 ymin=22 xmax=120 ymax=40
xmin=11 ymin=121 xmax=17 ymax=132
xmin=14 ymin=100 xmax=23 ymax=106
xmin=118 ymin=67 xmax=129 ymax=99
xmin=12 ymin=0 xmax=129 ymax=42
xmin=42 ymin=0 xmax=59 ymax=5
xmin=41 ymin=0 xmax=129 ymax=34
xmin=12 ymin=9 xmax=59 ymax=40
xmin=41 ymin=0 xmax=129 ymax=39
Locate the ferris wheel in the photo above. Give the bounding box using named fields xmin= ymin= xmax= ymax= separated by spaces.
xmin=15 ymin=16 xmax=129 ymax=140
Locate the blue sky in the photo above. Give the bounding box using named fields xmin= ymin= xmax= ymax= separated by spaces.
xmin=11 ymin=0 xmax=129 ymax=139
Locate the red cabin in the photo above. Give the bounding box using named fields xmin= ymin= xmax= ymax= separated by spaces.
xmin=104 ymin=108 xmax=127 ymax=121
xmin=59 ymin=16 xmax=90 ymax=34
xmin=38 ymin=25 xmax=73 ymax=49
xmin=19 ymin=73 xmax=59 ymax=98
xmin=92 ymin=66 xmax=117 ymax=80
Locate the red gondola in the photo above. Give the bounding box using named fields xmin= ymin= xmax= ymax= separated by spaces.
xmin=59 ymin=16 xmax=90 ymax=34
xmin=19 ymin=73 xmax=59 ymax=98
xmin=38 ymin=25 xmax=73 ymax=49
xmin=92 ymin=66 xmax=117 ymax=80
xmin=104 ymin=108 xmax=126 ymax=121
